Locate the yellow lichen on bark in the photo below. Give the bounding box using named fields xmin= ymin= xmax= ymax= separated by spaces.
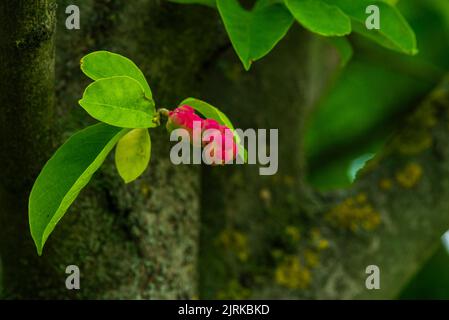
xmin=395 ymin=162 xmax=423 ymax=188
xmin=393 ymin=102 xmax=437 ymax=155
xmin=217 ymin=229 xmax=249 ymax=262
xmin=275 ymin=256 xmax=311 ymax=290
xmin=325 ymin=193 xmax=381 ymax=232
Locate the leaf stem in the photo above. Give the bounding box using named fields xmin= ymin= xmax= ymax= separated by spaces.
xmin=152 ymin=108 xmax=171 ymax=127
xmin=158 ymin=108 xmax=170 ymax=117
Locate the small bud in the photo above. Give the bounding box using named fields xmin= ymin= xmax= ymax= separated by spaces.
xmin=166 ymin=106 xmax=238 ymax=165
xmin=166 ymin=105 xmax=202 ymax=135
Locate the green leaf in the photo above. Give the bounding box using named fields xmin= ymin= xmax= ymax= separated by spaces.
xmin=325 ymin=0 xmax=417 ymax=55
xmin=115 ymin=129 xmax=151 ymax=183
xmin=180 ymin=97 xmax=247 ymax=162
xmin=81 ymin=51 xmax=154 ymax=101
xmin=29 ymin=123 xmax=128 ymax=255
xmin=168 ymin=0 xmax=216 ymax=7
xmin=181 ymin=97 xmax=233 ymax=127
xmin=79 ymin=76 xmax=156 ymax=128
xmin=217 ymin=0 xmax=294 ymax=70
xmin=285 ymin=0 xmax=351 ymax=36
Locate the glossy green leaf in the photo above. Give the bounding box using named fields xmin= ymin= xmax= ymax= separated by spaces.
xmin=217 ymin=0 xmax=294 ymax=70
xmin=29 ymin=123 xmax=128 ymax=255
xmin=115 ymin=129 xmax=151 ymax=183
xmin=285 ymin=0 xmax=351 ymax=36
xmin=325 ymin=0 xmax=417 ymax=55
xmin=181 ymin=97 xmax=233 ymax=127
xmin=79 ymin=76 xmax=156 ymax=128
xmin=181 ymin=97 xmax=247 ymax=162
xmin=81 ymin=51 xmax=153 ymax=101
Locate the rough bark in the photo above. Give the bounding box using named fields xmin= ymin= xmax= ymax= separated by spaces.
xmin=0 ymin=0 xmax=57 ymax=298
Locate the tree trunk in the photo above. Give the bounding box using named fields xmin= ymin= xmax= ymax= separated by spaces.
xmin=0 ymin=0 xmax=57 ymax=299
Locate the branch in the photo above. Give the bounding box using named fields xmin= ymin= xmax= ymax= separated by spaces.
xmin=319 ymin=76 xmax=449 ymax=299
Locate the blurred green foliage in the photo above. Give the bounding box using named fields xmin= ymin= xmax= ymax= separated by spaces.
xmin=306 ymin=0 xmax=449 ymax=190
xmin=400 ymin=242 xmax=449 ymax=299
xmin=305 ymin=0 xmax=449 ymax=298
xmin=170 ymin=0 xmax=416 ymax=69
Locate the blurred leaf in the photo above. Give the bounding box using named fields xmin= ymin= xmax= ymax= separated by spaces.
xmin=115 ymin=129 xmax=151 ymax=183
xmin=305 ymin=59 xmax=430 ymax=160
xmin=217 ymin=0 xmax=294 ymax=70
xmin=400 ymin=242 xmax=449 ymax=299
xmin=308 ymin=138 xmax=384 ymax=190
xmin=79 ymin=76 xmax=156 ymax=128
xmin=29 ymin=124 xmax=128 ymax=255
xmin=306 ymin=0 xmax=449 ymax=191
xmin=285 ymin=0 xmax=351 ymax=36
xmin=396 ymin=0 xmax=449 ymax=71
